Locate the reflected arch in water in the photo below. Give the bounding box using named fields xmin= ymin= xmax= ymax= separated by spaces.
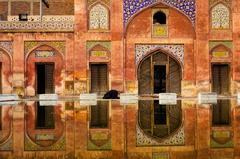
xmin=137 ymin=100 xmax=183 ymax=145
xmin=0 ymin=106 xmax=13 ymax=150
xmin=24 ymin=102 xmax=66 ymax=150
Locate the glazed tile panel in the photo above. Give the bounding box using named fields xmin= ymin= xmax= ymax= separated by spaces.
xmin=211 ymin=3 xmax=230 ymax=29
xmin=123 ymin=0 xmax=196 ymax=28
xmin=89 ymin=4 xmax=109 ymax=30
xmin=135 ymin=44 xmax=184 ymax=66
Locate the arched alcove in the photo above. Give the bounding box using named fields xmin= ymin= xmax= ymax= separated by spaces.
xmin=25 ymin=45 xmax=64 ymax=96
xmin=138 ymin=51 xmax=182 ymax=95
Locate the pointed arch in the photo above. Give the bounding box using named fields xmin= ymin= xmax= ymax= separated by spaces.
xmin=123 ymin=0 xmax=196 ymax=33
xmin=138 ymin=50 xmax=182 ymax=95
xmin=25 ymin=44 xmax=65 ymax=96
xmin=88 ymin=2 xmax=110 ymax=30
xmin=211 ymin=3 xmax=230 ymax=29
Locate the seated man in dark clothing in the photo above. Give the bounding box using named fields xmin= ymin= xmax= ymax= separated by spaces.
xmin=103 ymin=90 xmax=119 ymax=99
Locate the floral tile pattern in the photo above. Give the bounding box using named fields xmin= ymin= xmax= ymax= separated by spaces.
xmin=0 ymin=41 xmax=13 ymax=55
xmin=136 ymin=124 xmax=185 ymax=146
xmin=211 ymin=3 xmax=230 ymax=29
xmin=135 ymin=44 xmax=184 ymax=65
xmin=89 ymin=4 xmax=109 ymax=30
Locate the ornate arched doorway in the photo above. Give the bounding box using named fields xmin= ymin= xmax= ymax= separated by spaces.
xmin=25 ymin=44 xmax=64 ymax=96
xmin=138 ymin=51 xmax=182 ymax=95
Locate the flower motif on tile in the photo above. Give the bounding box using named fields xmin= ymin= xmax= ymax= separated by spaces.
xmin=0 ymin=41 xmax=13 ymax=55
xmin=124 ymin=0 xmax=196 ymax=28
xmin=24 ymin=41 xmax=65 ymax=56
xmin=211 ymin=3 xmax=230 ymax=29
xmin=135 ymin=44 xmax=184 ymax=66
xmin=136 ymin=124 xmax=185 ymax=146
xmin=86 ymin=41 xmax=111 ymax=52
xmin=0 ymin=137 xmax=13 ymax=151
xmin=24 ymin=133 xmax=66 ymax=151
xmin=89 ymin=3 xmax=109 ymax=30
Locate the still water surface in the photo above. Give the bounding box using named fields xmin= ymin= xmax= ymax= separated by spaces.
xmin=0 ymin=99 xmax=238 ymax=159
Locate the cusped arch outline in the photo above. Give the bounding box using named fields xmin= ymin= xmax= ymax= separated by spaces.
xmin=135 ymin=44 xmax=184 ymax=76
xmin=210 ymin=43 xmax=232 ymax=55
xmin=24 ymin=105 xmax=66 ymax=150
xmin=88 ymin=43 xmax=111 ymax=54
xmin=24 ymin=44 xmax=65 ymax=72
xmin=136 ymin=103 xmax=185 ymax=146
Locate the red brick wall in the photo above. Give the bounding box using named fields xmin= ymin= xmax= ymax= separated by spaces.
xmin=11 ymin=2 xmax=30 ymax=15
xmin=0 ymin=2 xmax=8 ymax=20
xmin=9 ymin=0 xmax=74 ymax=16
xmin=42 ymin=0 xmax=74 ymax=15
xmin=33 ymin=1 xmax=74 ymax=15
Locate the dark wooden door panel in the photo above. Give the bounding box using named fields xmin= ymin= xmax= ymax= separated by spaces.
xmin=91 ymin=64 xmax=108 ymax=94
xmin=212 ymin=64 xmax=229 ymax=94
xmin=138 ymin=52 xmax=181 ymax=95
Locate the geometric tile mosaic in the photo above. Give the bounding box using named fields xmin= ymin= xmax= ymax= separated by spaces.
xmin=136 ymin=124 xmax=185 ymax=146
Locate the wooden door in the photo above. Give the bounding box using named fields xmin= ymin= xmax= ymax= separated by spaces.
xmin=138 ymin=52 xmax=181 ymax=95
xmin=36 ymin=63 xmax=54 ymax=94
xmin=90 ymin=101 xmax=108 ymax=128
xmin=212 ymin=64 xmax=230 ymax=94
xmin=212 ymin=100 xmax=230 ymax=126
xmin=91 ymin=64 xmax=108 ymax=94
xmin=138 ymin=100 xmax=182 ymax=138
xmin=154 ymin=65 xmax=167 ymax=93
xmin=36 ymin=63 xmax=55 ymax=129
xmin=36 ymin=103 xmax=55 ymax=129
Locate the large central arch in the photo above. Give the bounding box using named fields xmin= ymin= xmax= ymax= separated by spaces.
xmin=123 ymin=0 xmax=196 ymax=30
xmin=138 ymin=51 xmax=182 ymax=95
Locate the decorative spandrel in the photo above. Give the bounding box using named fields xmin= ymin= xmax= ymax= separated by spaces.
xmin=123 ymin=0 xmax=196 ymax=28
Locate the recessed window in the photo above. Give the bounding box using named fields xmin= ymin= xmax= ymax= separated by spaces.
xmin=152 ymin=9 xmax=168 ymax=37
xmin=153 ymin=11 xmax=166 ymax=24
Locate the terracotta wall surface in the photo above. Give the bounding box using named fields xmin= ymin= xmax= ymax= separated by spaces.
xmin=0 ymin=1 xmax=240 ymax=158
xmin=0 ymin=2 xmax=8 ymax=20
xmin=0 ymin=0 xmax=74 ymax=17
xmin=0 ymin=0 xmax=240 ymax=96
